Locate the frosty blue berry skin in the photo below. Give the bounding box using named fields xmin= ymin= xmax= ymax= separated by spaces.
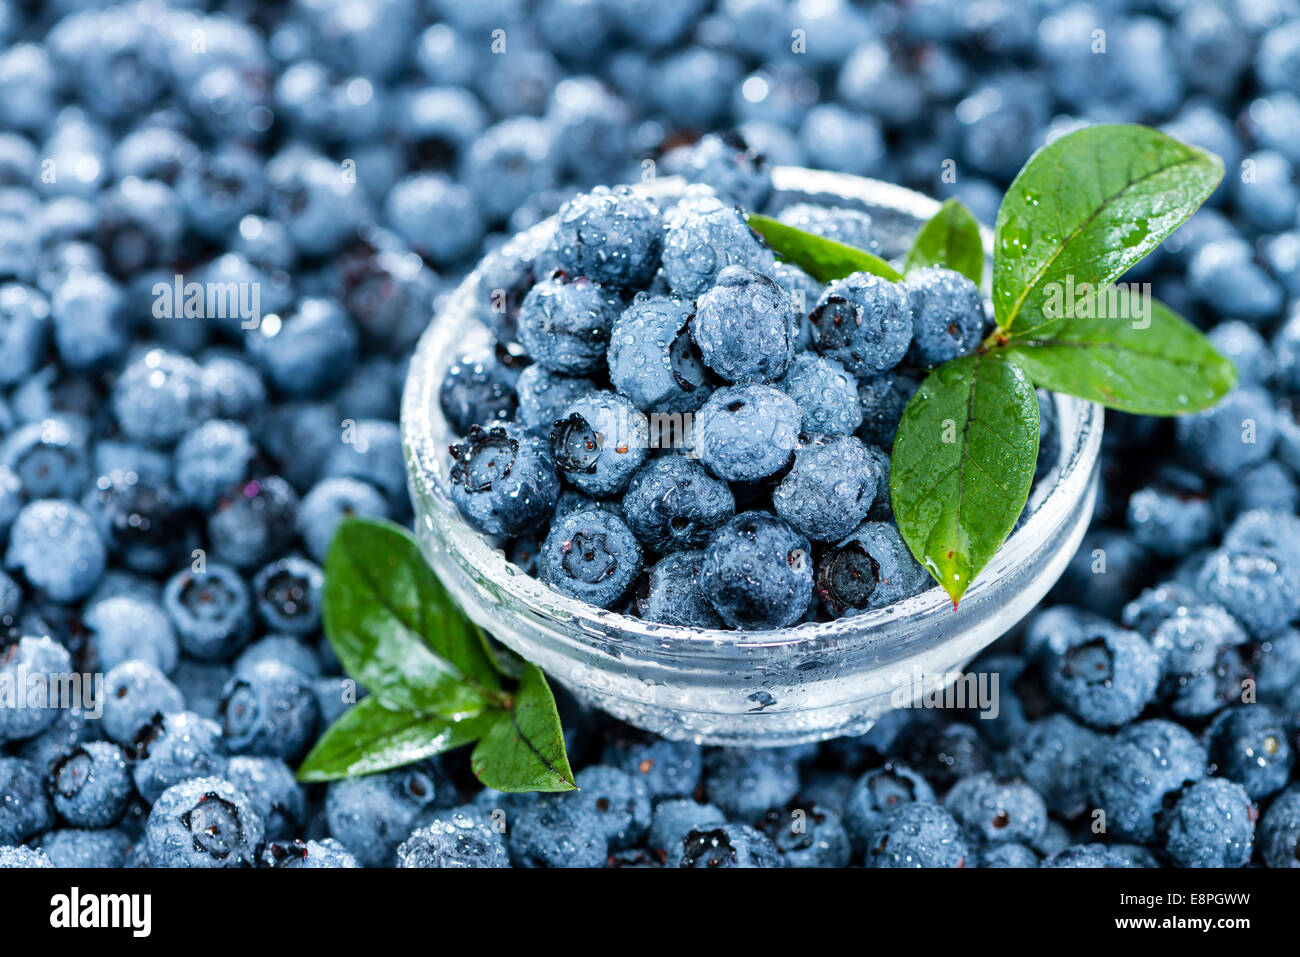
xmin=251 ymin=556 xmax=323 ymax=635
xmin=207 ymin=476 xmax=301 ymax=571
xmin=1163 ymin=778 xmax=1255 ymax=868
xmin=777 ymin=203 xmax=878 ymax=255
xmin=1004 ymin=714 xmax=1104 ymax=819
xmin=438 ymin=350 xmax=519 ymax=436
xmin=517 ymin=273 xmax=621 ymax=376
xmin=549 ymin=391 xmax=648 ymax=496
xmin=574 ymin=765 xmax=652 ymax=849
xmin=296 ymin=478 xmax=390 ymax=563
xmin=809 ymin=272 xmax=912 ymax=376
xmin=325 ymin=762 xmax=454 ymax=867
xmin=0 ymin=636 xmax=71 ymax=743
xmin=761 ymin=803 xmax=852 ymax=868
xmin=607 ymin=293 xmax=713 ymax=414
xmin=639 ymin=550 xmax=723 ymax=627
xmin=601 ymin=733 xmax=703 ymax=801
xmin=0 ymin=417 xmax=90 ymax=500
xmin=778 ymin=353 xmax=862 ymax=436
xmin=648 ymin=800 xmax=727 ymax=855
xmin=1042 ymin=620 xmax=1160 ymax=729
xmin=540 ymin=507 xmax=642 ymax=609
xmin=1126 ymin=484 xmax=1216 ymax=557
xmin=514 ymin=365 xmax=597 ymax=432
xmin=219 ymin=659 xmax=321 ymax=760
xmin=100 ymin=661 xmax=185 ymax=745
xmin=1092 ymin=719 xmax=1208 ymax=843
xmin=903 ymin=267 xmax=986 ymax=368
xmin=549 ymin=186 xmax=663 ymax=289
xmin=699 ymin=511 xmax=813 ymax=629
xmin=815 ymin=520 xmax=930 ymax=615
xmin=1196 ymin=547 xmax=1300 ymax=637
xmin=262 ymin=838 xmax=361 ymax=869
xmin=856 ymin=371 xmax=918 ymax=449
xmin=507 ymin=794 xmax=609 ymax=868
xmin=773 ymin=436 xmax=878 ymax=542
xmin=942 ymin=772 xmax=1048 ymax=847
xmin=693 ymin=264 xmax=798 ymax=383
xmin=694 ymin=384 xmax=801 ymax=482
xmin=864 ymin=802 xmax=968 ymax=869
xmin=145 ymin=776 xmax=265 ymax=868
xmin=449 ymin=423 xmax=560 ymax=538
xmin=843 ymin=762 xmax=937 ymax=854
xmin=678 ymin=132 xmax=772 ymax=211
xmin=622 ymin=456 xmax=734 ymax=553
xmin=397 ymin=808 xmax=511 ymax=868
xmin=1206 ymin=705 xmax=1294 ymax=800
xmin=1150 ymin=604 xmax=1249 ymax=718
xmin=130 ymin=711 xmax=228 ymax=805
xmin=224 ymin=756 xmax=307 ymax=842
xmin=162 ymin=563 xmax=254 ymax=661
xmin=86 ymin=595 xmax=179 ymax=675
xmin=660 ymin=189 xmax=775 ymax=297
xmin=1258 ymin=787 xmax=1300 ymax=869
xmin=0 ymin=757 xmax=53 ymax=846
xmin=48 ymin=741 xmax=132 ymax=829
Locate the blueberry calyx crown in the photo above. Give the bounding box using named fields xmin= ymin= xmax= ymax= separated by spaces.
xmin=550 ymin=413 xmax=602 ymax=474
xmin=680 ymin=827 xmax=738 ymax=868
xmin=817 ymin=541 xmax=881 ymax=612
xmin=449 ymin=424 xmax=519 ymax=493
xmin=561 ymin=529 xmax=619 ymax=584
xmin=671 ymin=322 xmax=709 ymax=392
xmin=808 ymin=295 xmax=858 ymax=351
xmin=180 ymin=791 xmax=244 ymax=860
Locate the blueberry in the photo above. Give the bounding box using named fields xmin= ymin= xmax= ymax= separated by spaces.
xmin=1041 ymin=844 xmax=1140 ymax=869
xmin=1151 ymin=604 xmax=1250 ymax=718
xmin=112 ymin=350 xmax=213 ymax=447
xmin=703 ymin=747 xmax=802 ymax=820
xmin=398 ymin=808 xmax=511 ymax=868
xmin=236 ymin=636 xmax=321 ymax=681
xmin=844 ymin=762 xmax=937 ymax=855
xmin=549 ymin=186 xmax=662 ymax=289
xmin=0 ymin=416 xmax=89 ymax=499
xmin=207 ymin=477 xmax=301 ymax=571
xmin=973 ymin=843 xmax=1040 ymax=868
xmin=809 ymin=272 xmax=912 ymax=376
xmin=0 ymin=635 xmax=71 ymax=744
xmin=668 ymin=823 xmax=783 ymax=868
xmin=224 ymin=755 xmax=306 ymax=842
xmin=540 ymin=507 xmax=642 ymax=609
xmin=760 ymin=803 xmax=851 ymax=868
xmin=607 ymin=293 xmax=713 ymax=414
xmin=856 ymin=371 xmax=918 ymax=449
xmin=574 ymin=765 xmax=653 ymax=849
xmin=439 ymin=350 xmax=519 ymax=436
xmin=1005 ymin=714 xmax=1104 ymax=819
xmin=1188 ymin=238 xmax=1283 ymax=325
xmin=507 ymin=795 xmax=609 ymax=868
xmin=297 ymin=477 xmax=390 ymax=563
xmin=6 ymin=499 xmax=105 ymax=602
xmin=660 ymin=191 xmax=775 ymax=298
xmin=131 ymin=711 xmax=228 ymax=805
xmin=38 ymin=827 xmax=133 ymax=868
xmin=1196 ymin=548 xmax=1300 ymax=638
xmin=694 ymin=265 xmax=798 ymax=384
xmin=0 ymin=757 xmax=53 ymax=846
xmin=247 ymin=298 xmax=360 ymax=399
xmin=219 ymin=660 xmax=321 ymax=760
xmin=48 ymin=741 xmax=132 ymax=829
xmin=637 ymin=550 xmax=724 ymax=628
xmin=600 ymin=732 xmax=702 ymax=801
xmin=262 ymin=838 xmax=361 ymax=869
xmin=325 ymin=762 xmax=453 ymax=867
xmin=647 ymin=799 xmax=727 ymax=856
xmin=0 ymin=846 xmax=51 ymax=868
xmin=449 ymin=423 xmax=561 ymax=537
xmin=799 ymin=104 xmax=885 ymax=178
xmin=1257 ymin=786 xmax=1300 ymax=868
xmin=321 ymin=419 xmax=408 ymax=513
xmin=773 ymin=436 xmax=878 ymax=542
xmin=904 ymin=267 xmax=985 ymax=368
xmin=700 ymin=511 xmax=812 ymax=629
xmin=900 ymin=719 xmax=992 ymax=791
xmin=815 ymin=520 xmax=930 ymax=615
xmin=518 ymin=273 xmax=621 ymax=377
xmin=864 ymin=802 xmax=968 ymax=869
xmin=173 ymin=420 xmax=256 ymax=510
xmin=622 ymin=456 xmax=734 ymax=553
xmin=251 ymin=557 xmax=323 ymax=635
xmin=48 ymin=270 xmax=128 ymax=371
xmin=942 ymin=773 xmax=1047 ymax=846
xmin=1092 ymin=719 xmax=1207 ymax=843
xmin=86 ymin=595 xmax=179 ymax=675
xmin=0 ymin=283 xmax=49 ymax=386
xmin=162 ymin=563 xmax=253 ymax=661
xmin=778 ymin=353 xmax=862 ymax=436
xmin=1163 ymin=778 xmax=1254 ymax=869
xmin=679 ymin=131 xmax=771 ymax=211
xmin=515 ymin=365 xmax=597 ymax=432
xmin=385 ymin=172 xmax=484 ymax=267
xmin=1043 ymin=620 xmax=1160 ymax=729
xmin=1254 ymin=628 xmax=1300 ymax=704
xmin=550 ymin=391 xmax=649 ymax=496
xmin=462 ymin=118 xmax=561 ymax=225
xmin=101 ymin=660 xmax=184 ymax=746
xmin=83 ymin=469 xmax=189 ymax=575
xmin=145 ymin=776 xmax=264 ymax=868
xmin=694 ymin=384 xmax=801 ymax=482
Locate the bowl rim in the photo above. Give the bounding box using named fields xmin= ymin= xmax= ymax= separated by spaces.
xmin=402 ymin=165 xmax=1104 ymax=658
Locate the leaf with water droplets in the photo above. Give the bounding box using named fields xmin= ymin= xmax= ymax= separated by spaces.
xmin=890 ymin=352 xmax=1040 ymax=606
xmin=746 ymin=213 xmax=904 ymax=282
xmin=905 ymin=198 xmax=985 ymax=287
xmin=993 ymin=125 xmax=1223 ymax=336
xmin=323 ymin=517 xmax=502 ymax=716
xmin=1003 ymin=289 xmax=1237 ymax=414
xmin=471 ymin=663 xmax=577 ymax=793
xmin=297 ymin=697 xmax=497 ymax=782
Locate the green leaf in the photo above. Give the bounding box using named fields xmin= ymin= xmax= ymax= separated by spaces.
xmin=746 ymin=213 xmax=903 ymax=282
xmin=890 ymin=352 xmax=1040 ymax=606
xmin=905 ymin=198 xmax=984 ymax=286
xmin=993 ymin=124 xmax=1223 ymax=336
xmin=1002 ymin=288 xmax=1237 ymax=415
xmin=471 ymin=664 xmax=576 ymax=793
xmin=322 ymin=518 xmax=502 ymax=717
xmin=296 ymin=696 xmax=497 ymax=782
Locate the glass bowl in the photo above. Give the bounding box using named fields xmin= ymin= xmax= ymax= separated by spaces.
xmin=402 ymin=166 xmax=1103 ymax=747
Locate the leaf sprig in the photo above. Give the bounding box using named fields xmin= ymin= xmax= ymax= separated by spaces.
xmin=750 ymin=124 xmax=1235 ymax=607
xmin=296 ymin=518 xmax=576 ymax=791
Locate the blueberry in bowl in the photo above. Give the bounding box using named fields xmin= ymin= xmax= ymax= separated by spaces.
xmin=404 ymin=136 xmax=1226 ymax=745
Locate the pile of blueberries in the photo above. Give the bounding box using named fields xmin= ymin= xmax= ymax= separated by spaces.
xmin=2 ymin=0 xmax=1300 ymax=868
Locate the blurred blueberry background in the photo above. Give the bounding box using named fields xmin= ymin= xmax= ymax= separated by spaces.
xmin=2 ymin=0 xmax=1300 ymax=869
